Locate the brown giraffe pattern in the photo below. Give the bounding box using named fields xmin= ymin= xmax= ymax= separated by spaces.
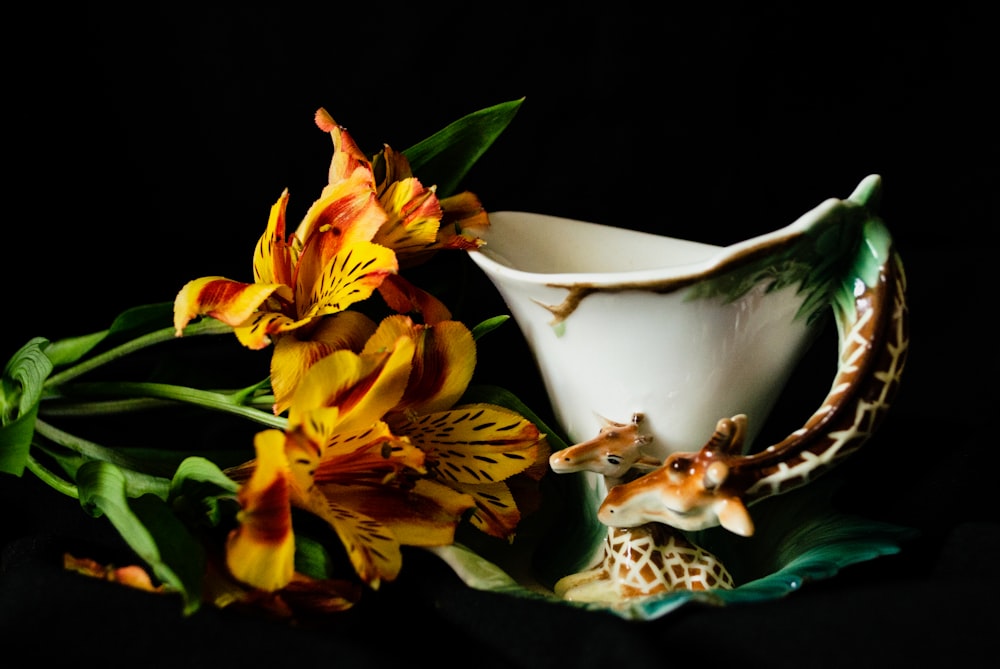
xmin=547 ymin=237 xmax=908 ymax=601
xmin=598 ymin=247 xmax=910 ymax=536
xmin=548 ymin=414 xmax=735 ymax=601
xmin=743 ymin=252 xmax=909 ymax=501
xmin=554 ymin=523 xmax=735 ymax=602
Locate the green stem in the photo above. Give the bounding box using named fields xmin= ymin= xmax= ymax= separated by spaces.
xmin=34 ymin=419 xmax=161 ymax=471
xmin=44 ymin=319 xmax=234 ymax=388
xmin=56 ymin=381 xmax=287 ymax=429
xmin=25 ymin=454 xmax=80 ymax=499
xmin=33 ymin=421 xmax=178 ymax=493
xmin=38 ymin=397 xmax=179 ymax=417
xmin=39 ymin=394 xmax=277 ymax=417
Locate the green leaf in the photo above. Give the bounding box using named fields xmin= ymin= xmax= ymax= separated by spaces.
xmin=171 ymin=456 xmax=239 ymax=492
xmin=107 ymin=302 xmax=175 ymax=334
xmin=169 ymin=456 xmax=239 ymax=527
xmin=685 ymin=186 xmax=891 ymax=330
xmin=77 ymin=460 xmax=205 ymax=614
xmin=294 ymin=534 xmax=339 ymax=580
xmin=38 ymin=304 xmax=174 ymax=369
xmin=404 ymin=98 xmax=524 ymax=197
xmin=43 ymin=331 xmax=109 ymax=368
xmin=0 ymin=338 xmax=54 ymax=475
xmin=470 ymin=315 xmax=510 ymax=340
xmin=0 ymin=403 xmax=40 ymax=476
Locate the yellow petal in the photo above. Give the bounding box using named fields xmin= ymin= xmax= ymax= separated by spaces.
xmin=408 ymin=320 xmax=476 ymax=413
xmin=295 ymin=240 xmax=398 ymax=321
xmin=286 ymin=335 xmax=415 ymax=439
xmin=376 ymin=274 xmax=453 ymax=324
xmin=173 ymin=276 xmax=290 ymax=340
xmin=269 ymin=311 xmax=377 ymax=415
xmin=391 ymin=404 xmax=544 ymax=484
xmin=226 ymin=430 xmax=296 ymax=592
xmin=293 ymin=168 xmax=385 ymax=257
xmin=282 ymin=427 xmax=325 ymax=496
xmin=374 ymin=177 xmax=443 ymax=259
xmin=314 ymin=109 xmax=372 ymax=189
xmin=321 ymin=477 xmax=475 ymax=548
xmin=232 ymin=310 xmax=299 ymax=350
xmin=450 ymin=480 xmax=522 ymax=540
xmin=390 ymin=190 xmax=489 ymax=267
xmin=253 ymin=189 xmax=296 ymax=287
xmin=360 ymin=314 xmax=416 ymax=353
xmin=310 ymin=310 xmax=379 ymax=349
xmin=363 ymin=478 xmax=475 ymax=547
xmin=439 ymin=191 xmax=489 ymax=237
xmin=365 ymin=318 xmax=474 ymax=413
xmin=371 ymin=143 xmax=414 ymax=193
xmin=298 ymin=487 xmax=402 ymax=589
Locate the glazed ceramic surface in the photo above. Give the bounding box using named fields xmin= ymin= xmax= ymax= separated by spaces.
xmin=450 ymin=174 xmax=910 ymax=617
xmin=467 ymin=211 xmax=818 ymax=464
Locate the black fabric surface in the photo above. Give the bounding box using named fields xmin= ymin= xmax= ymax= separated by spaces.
xmin=4 ymin=4 xmax=998 ymax=667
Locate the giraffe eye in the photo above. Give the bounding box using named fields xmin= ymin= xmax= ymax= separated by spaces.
xmin=607 ymin=455 xmax=622 ymax=465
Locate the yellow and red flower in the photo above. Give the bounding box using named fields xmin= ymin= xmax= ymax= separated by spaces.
xmin=174 ymin=109 xmax=490 ymax=414
xmin=223 ymin=315 xmax=548 ymax=595
xmin=173 ymin=108 xmax=541 ymax=605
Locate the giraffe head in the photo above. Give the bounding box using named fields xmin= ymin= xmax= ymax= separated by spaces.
xmin=596 ymin=415 xmax=755 ymax=536
xmin=549 ymin=412 xmax=658 ymax=479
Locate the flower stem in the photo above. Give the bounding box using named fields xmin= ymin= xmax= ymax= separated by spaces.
xmin=34 ymin=419 xmax=162 ymax=471
xmin=44 ymin=319 xmax=234 ymax=389
xmin=53 ymin=381 xmax=287 ymax=429
xmin=38 ymin=397 xmax=179 ymax=416
xmin=33 ymin=420 xmax=176 ymax=493
xmin=25 ymin=454 xmax=80 ymax=499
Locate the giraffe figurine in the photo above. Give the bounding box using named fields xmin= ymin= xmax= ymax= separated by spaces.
xmin=548 ymin=412 xmax=659 ymax=486
xmin=547 ymin=413 xmax=736 ymax=603
xmin=549 ymin=195 xmax=909 ymax=601
xmin=599 ymin=246 xmax=910 ymax=536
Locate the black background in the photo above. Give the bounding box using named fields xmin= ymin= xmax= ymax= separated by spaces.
xmin=3 ymin=3 xmax=998 ymax=667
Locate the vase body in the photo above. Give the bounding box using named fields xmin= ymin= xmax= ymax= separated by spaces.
xmin=457 ymin=174 xmax=910 ymax=613
xmin=468 ymin=208 xmax=826 ymax=464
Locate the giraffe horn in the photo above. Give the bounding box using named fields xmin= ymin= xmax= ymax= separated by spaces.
xmin=701 ymin=415 xmax=745 ymax=457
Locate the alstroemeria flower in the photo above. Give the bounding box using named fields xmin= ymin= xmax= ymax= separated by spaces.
xmin=226 ymin=330 xmax=479 ymax=589
xmin=317 ymin=109 xmax=489 ymax=324
xmin=175 ymin=110 xmax=493 ymax=413
xmin=174 ymin=174 xmax=396 ymax=350
xmin=174 ymin=169 xmax=397 ymax=413
xmin=367 ymin=140 xmax=490 ymax=266
xmin=368 ymin=315 xmax=550 ymax=541
xmin=283 ymin=332 xmax=483 ymax=584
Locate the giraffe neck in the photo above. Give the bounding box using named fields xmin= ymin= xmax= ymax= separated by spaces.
xmin=738 ymin=252 xmax=909 ymax=503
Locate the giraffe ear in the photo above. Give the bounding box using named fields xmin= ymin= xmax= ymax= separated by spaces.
xmin=703 ymin=460 xmax=729 ymax=490
xmin=633 ymin=454 xmax=662 ymax=471
xmin=718 ymin=497 xmax=754 ymax=537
